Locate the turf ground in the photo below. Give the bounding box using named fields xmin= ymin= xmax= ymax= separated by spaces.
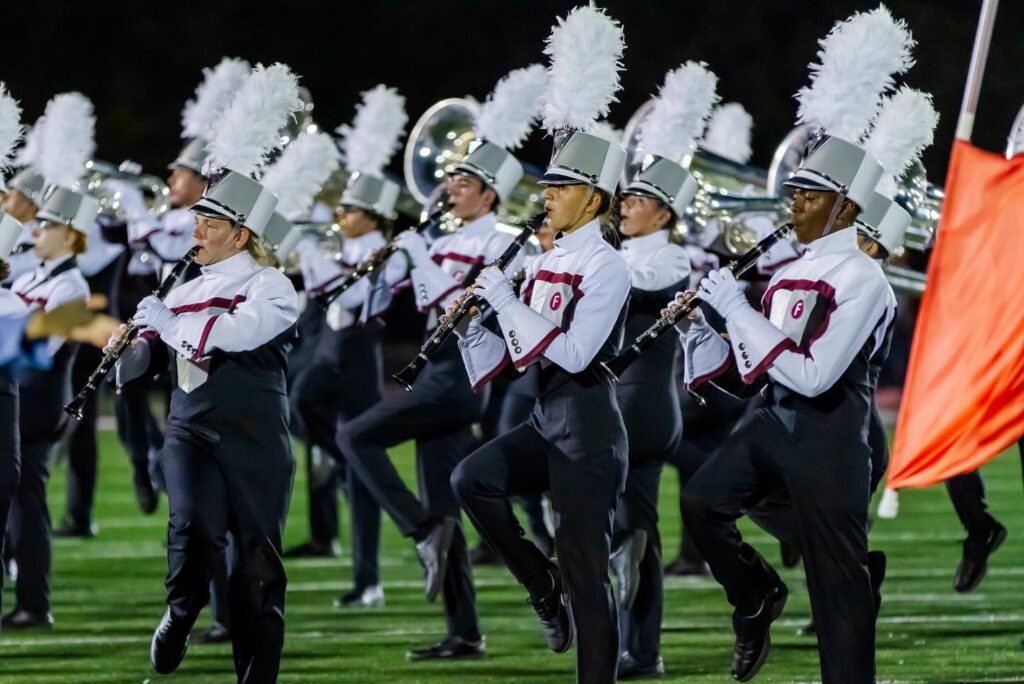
xmin=0 ymin=430 xmax=1021 ymax=683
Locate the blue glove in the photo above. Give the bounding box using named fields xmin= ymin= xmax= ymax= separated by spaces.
xmin=393 ymin=230 xmax=430 ymax=267
xmin=133 ymin=295 xmax=175 ymax=334
xmin=473 ymin=265 xmax=517 ymax=314
xmin=698 ymin=267 xmax=747 ymax=320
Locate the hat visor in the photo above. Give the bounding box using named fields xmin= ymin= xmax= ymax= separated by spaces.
xmin=167 ymin=160 xmax=204 ymax=174
xmin=36 ymin=211 xmax=88 ymax=234
xmin=782 ymin=171 xmax=835 ymax=193
xmin=189 ymin=197 xmax=239 ymax=223
xmin=538 ymin=171 xmax=589 ymax=187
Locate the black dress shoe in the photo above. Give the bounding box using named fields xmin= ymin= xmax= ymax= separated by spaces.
xmin=190 ymin=622 xmax=231 ymax=644
xmin=618 ymin=651 xmax=665 ymax=680
xmin=406 ymin=635 xmax=486 ymax=661
xmin=731 ymin=583 xmax=788 ymax=682
xmin=954 ymin=523 xmax=1007 ymax=593
xmin=54 ymin=518 xmax=97 ymax=538
xmin=333 ymin=585 xmax=385 ymax=608
xmin=150 ymin=608 xmax=190 ymax=674
xmin=134 ymin=476 xmax=159 ymax=515
xmin=469 ymin=542 xmax=501 ymax=566
xmin=664 ymin=556 xmax=710 ymax=577
xmin=415 ymin=518 xmax=456 ymax=602
xmin=283 ymin=539 xmax=340 ymax=558
xmin=611 ymin=530 xmax=647 ymax=609
xmin=527 ymin=568 xmax=573 ymax=653
xmin=1 ymin=609 xmax=53 ymax=629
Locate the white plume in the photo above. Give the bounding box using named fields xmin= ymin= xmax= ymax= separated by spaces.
xmin=37 ymin=92 xmax=96 ymax=187
xmin=206 ymin=63 xmax=302 ymax=176
xmin=0 ymin=84 xmax=23 ymax=172
xmin=639 ymin=62 xmax=719 ymax=163
xmin=181 ymin=57 xmax=250 ymax=139
xmin=864 ymin=87 xmax=939 ymax=197
xmin=541 ymin=3 xmax=625 ymax=133
xmin=589 ymin=119 xmax=624 ymax=145
xmin=475 ymin=64 xmax=547 ymax=151
xmin=796 ymin=4 xmax=916 ymax=141
xmin=261 ymin=131 xmax=342 ymax=219
xmin=336 ymin=84 xmax=407 ymax=176
xmin=700 ymin=103 xmax=753 ymax=164
xmin=14 ymin=123 xmax=42 ymax=168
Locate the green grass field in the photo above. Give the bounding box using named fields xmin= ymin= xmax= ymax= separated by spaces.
xmin=1 ymin=429 xmax=1022 ymax=683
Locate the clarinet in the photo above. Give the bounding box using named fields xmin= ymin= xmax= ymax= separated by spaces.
xmin=601 ymin=222 xmax=794 ymax=379
xmin=392 ymin=212 xmax=545 ymax=391
xmin=63 ymin=246 xmax=200 ymax=420
xmin=317 ymin=200 xmax=452 ymax=309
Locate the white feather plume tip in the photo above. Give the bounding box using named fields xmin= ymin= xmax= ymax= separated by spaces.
xmin=865 ymin=87 xmax=938 ymax=197
xmin=541 ymin=3 xmax=625 ymax=133
xmin=337 ymin=84 xmax=407 ymax=176
xmin=475 ymin=64 xmax=547 ymax=151
xmin=796 ymin=4 xmax=916 ymax=141
xmin=38 ymin=92 xmax=96 ymax=187
xmin=700 ymin=103 xmax=753 ymax=165
xmin=639 ymin=62 xmax=720 ymax=163
xmin=14 ymin=123 xmax=42 ymax=168
xmin=0 ymin=84 xmax=23 ymax=172
xmin=181 ymin=57 xmax=250 ymax=139
xmin=260 ymin=131 xmax=342 ymax=220
xmin=206 ymin=63 xmax=302 ymax=177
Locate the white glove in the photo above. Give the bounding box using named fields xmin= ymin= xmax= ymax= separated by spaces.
xmin=393 ymin=230 xmax=430 ymax=267
xmin=473 ymin=265 xmax=517 ymax=314
xmin=668 ymin=291 xmax=706 ymax=333
xmin=698 ymin=267 xmax=747 ymax=320
xmin=133 ymin=295 xmax=175 ymax=334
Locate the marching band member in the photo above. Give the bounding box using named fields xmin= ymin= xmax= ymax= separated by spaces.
xmin=109 ymin=64 xmax=301 ymax=681
xmin=674 ymin=10 xmax=913 ymax=680
xmin=609 ymin=62 xmax=717 ymax=680
xmin=1 ymin=169 xmax=45 ymax=286
xmin=449 ymin=7 xmax=628 ymax=681
xmin=4 ymin=92 xmax=97 ymax=630
xmin=336 ymin=65 xmax=544 ymax=661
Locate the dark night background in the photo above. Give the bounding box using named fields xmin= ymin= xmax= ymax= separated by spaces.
xmin=6 ymin=1 xmax=1023 ymax=187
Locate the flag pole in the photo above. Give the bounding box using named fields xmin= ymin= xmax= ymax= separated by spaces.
xmin=955 ymin=0 xmax=1000 ymax=142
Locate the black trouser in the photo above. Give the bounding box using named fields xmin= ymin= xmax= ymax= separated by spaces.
xmin=614 ymin=463 xmax=663 ymax=663
xmin=161 ymin=408 xmax=294 ymax=684
xmin=613 ymin=376 xmax=681 ymax=664
xmin=114 ymin=378 xmax=164 ymax=489
xmin=294 ymin=351 xmax=381 ymax=590
xmin=11 ymin=355 xmax=75 ymax=616
xmin=665 ymin=386 xmax=747 ymax=563
xmin=452 ymin=373 xmax=628 ymax=684
xmin=681 ymin=404 xmax=874 ymax=684
xmin=0 ymin=378 xmax=20 ymax=616
xmin=64 ymin=343 xmax=101 ymax=529
xmin=335 ymin=352 xmax=481 ymax=639
xmin=495 ymin=376 xmax=550 ymax=548
xmin=749 ymin=403 xmax=889 ymax=547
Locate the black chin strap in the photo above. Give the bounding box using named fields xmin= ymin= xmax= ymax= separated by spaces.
xmin=821 ymin=186 xmax=849 ymax=238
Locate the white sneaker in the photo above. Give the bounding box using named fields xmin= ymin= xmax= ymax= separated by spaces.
xmin=334 ymin=584 xmax=385 ymax=609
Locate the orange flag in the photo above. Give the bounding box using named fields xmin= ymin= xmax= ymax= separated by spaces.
xmin=888 ymin=141 xmax=1024 ymax=489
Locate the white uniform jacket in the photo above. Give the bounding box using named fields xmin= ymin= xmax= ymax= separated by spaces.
xmin=681 ymin=227 xmax=896 ymax=398
xmin=128 ymin=208 xmax=196 ymax=277
xmin=457 ymin=219 xmax=631 ymax=392
xmin=296 ymin=229 xmax=387 ymax=331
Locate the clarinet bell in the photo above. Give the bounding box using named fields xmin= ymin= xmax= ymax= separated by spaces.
xmin=392 ymin=354 xmax=428 ymax=392
xmin=63 ymin=398 xmax=85 ymax=421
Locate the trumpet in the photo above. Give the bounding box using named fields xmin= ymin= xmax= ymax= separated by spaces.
xmin=392 ymin=212 xmax=546 ymax=391
xmin=63 ymin=246 xmax=199 ymax=420
xmin=602 ymin=222 xmax=794 ymax=379
xmin=317 ymin=199 xmax=451 ymax=309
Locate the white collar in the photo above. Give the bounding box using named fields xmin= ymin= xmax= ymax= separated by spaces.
xmin=621 ymin=229 xmax=669 ymax=254
xmin=804 ymin=226 xmax=858 ymax=257
xmin=40 ymin=253 xmax=74 ymax=276
xmin=200 ymin=250 xmax=258 ymax=277
xmin=347 ymin=230 xmax=383 ymax=248
xmin=554 ymin=218 xmax=602 ymax=254
xmin=456 ymin=212 xmax=497 ymax=237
